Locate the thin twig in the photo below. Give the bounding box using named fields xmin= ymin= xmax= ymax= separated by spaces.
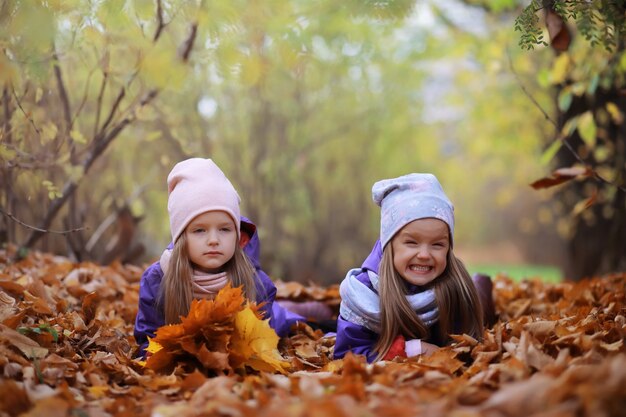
xmin=11 ymin=87 xmax=42 ymax=136
xmin=180 ymin=23 xmax=198 ymax=62
xmin=3 ymin=87 xmax=12 ymax=144
xmin=93 ymin=69 xmax=108 ymax=137
xmin=6 ymin=159 xmax=62 ymax=170
xmin=53 ymin=49 xmax=76 ymax=162
xmin=99 ymin=87 xmax=126 ymax=133
xmin=72 ymin=67 xmax=96 ymax=127
xmin=0 ymin=207 xmax=86 ymax=235
xmin=2 ymin=86 xmax=16 ymax=240
xmin=506 ymin=49 xmax=559 ymax=129
xmin=508 ymin=47 xmax=587 ymax=166
xmin=153 ymin=0 xmax=166 ymax=41
xmin=506 ymin=48 xmax=626 ymax=193
xmin=53 ymin=51 xmax=72 ymax=132
xmin=98 ymin=72 xmax=139 ymax=135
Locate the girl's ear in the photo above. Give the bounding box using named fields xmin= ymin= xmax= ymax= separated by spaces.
xmin=239 ymin=232 xmax=251 ymax=249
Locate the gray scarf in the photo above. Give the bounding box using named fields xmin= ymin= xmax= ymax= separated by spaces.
xmin=339 ymin=268 xmax=439 ymax=333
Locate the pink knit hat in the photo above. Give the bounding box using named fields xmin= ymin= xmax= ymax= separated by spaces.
xmin=167 ymin=158 xmax=241 ymax=242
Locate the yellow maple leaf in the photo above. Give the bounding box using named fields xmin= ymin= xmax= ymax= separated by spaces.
xmin=230 ymin=306 xmax=291 ymax=374
xmin=146 ymin=337 xmax=163 ymax=354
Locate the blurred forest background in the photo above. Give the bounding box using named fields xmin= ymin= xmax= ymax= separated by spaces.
xmin=1 ymin=0 xmax=624 ymax=284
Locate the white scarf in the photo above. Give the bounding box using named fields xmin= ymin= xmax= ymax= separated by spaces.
xmin=339 ymin=268 xmax=439 ymax=333
xmin=159 ymin=249 xmax=229 ymax=299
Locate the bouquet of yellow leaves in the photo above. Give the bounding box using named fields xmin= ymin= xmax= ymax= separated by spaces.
xmin=144 ymin=284 xmax=290 ymax=375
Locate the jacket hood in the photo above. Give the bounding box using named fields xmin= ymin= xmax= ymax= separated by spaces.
xmin=361 ymin=239 xmax=382 ymax=274
xmin=240 ymin=216 xmax=261 ymax=269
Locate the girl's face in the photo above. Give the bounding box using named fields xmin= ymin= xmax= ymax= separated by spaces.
xmin=390 ymin=218 xmax=450 ymax=287
xmin=185 ymin=211 xmax=237 ymax=273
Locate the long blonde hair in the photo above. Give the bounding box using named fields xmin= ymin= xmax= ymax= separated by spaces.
xmin=159 ymin=232 xmax=257 ymax=324
xmin=374 ymin=244 xmax=483 ymax=361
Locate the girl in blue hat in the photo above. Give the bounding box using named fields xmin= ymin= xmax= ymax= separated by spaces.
xmin=334 ymin=173 xmax=494 ymax=362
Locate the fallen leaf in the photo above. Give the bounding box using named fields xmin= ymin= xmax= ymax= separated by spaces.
xmin=0 ymin=324 xmax=48 ymax=359
xmin=230 ymin=306 xmax=291 ymax=374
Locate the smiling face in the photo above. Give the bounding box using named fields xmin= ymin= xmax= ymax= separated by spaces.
xmin=390 ymin=218 xmax=450 ymax=287
xmin=184 ymin=211 xmax=237 ymax=273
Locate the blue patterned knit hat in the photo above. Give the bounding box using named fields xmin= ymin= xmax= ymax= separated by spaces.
xmin=372 ymin=173 xmax=454 ymax=248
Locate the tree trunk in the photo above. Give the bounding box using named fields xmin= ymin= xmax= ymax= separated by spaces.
xmin=555 ymin=87 xmax=626 ymax=280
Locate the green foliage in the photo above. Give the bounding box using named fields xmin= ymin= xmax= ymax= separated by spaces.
xmin=41 ymin=180 xmax=62 ymax=200
xmin=18 ymin=323 xmax=59 ymax=342
xmin=468 ymin=263 xmax=562 ymax=283
xmin=515 ymin=0 xmax=626 ymax=51
xmin=515 ymin=0 xmax=547 ymax=50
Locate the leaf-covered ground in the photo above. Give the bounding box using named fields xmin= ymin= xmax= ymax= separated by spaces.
xmin=0 ymin=248 xmax=625 ymax=417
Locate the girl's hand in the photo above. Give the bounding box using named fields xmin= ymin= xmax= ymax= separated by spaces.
xmin=404 ymin=339 xmax=439 ymax=357
xmin=419 ymin=341 xmax=439 ymax=356
xmin=404 ymin=339 xmax=421 ymax=357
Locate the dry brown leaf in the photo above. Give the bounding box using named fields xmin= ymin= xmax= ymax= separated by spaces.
xmin=0 ymin=380 xmax=31 ymax=415
xmin=523 ymin=320 xmax=557 ymax=338
xmin=180 ymin=369 xmax=209 ymax=392
xmin=0 ymin=324 xmax=48 ymax=359
xmin=20 ymin=396 xmax=71 ymax=417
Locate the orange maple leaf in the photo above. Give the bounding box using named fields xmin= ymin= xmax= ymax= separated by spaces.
xmin=144 ymin=285 xmax=245 ymax=373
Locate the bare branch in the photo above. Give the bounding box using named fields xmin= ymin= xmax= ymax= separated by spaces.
xmin=93 ymin=70 xmax=108 ymax=137
xmin=53 ymin=51 xmax=72 ymax=132
xmin=180 ymin=23 xmax=198 ymax=62
xmin=99 ymin=87 xmax=126 ymax=133
xmin=53 ymin=50 xmax=76 ymax=163
xmin=153 ymin=0 xmax=166 ymax=41
xmin=2 ymin=85 xmax=16 ymax=241
xmin=20 ymin=89 xmax=159 ymax=249
xmin=506 ymin=49 xmax=559 ymax=129
xmin=507 ymin=49 xmax=626 ymax=193
xmin=11 ymin=87 xmax=42 ymax=136
xmin=2 ymin=86 xmax=12 ymax=144
xmin=0 ymin=207 xmax=86 ymax=235
xmin=19 ymin=19 xmax=198 ymax=250
xmin=72 ymin=67 xmax=96 ymax=127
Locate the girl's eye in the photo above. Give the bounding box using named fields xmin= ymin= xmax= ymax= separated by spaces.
xmin=220 ymin=227 xmax=232 ymax=232
xmin=193 ymin=228 xmax=205 ymax=233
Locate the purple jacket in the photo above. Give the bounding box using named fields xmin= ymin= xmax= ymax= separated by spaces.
xmin=334 ymin=240 xmax=445 ymax=362
xmin=134 ymin=216 xmax=301 ymax=355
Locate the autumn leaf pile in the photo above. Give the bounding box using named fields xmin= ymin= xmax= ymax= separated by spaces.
xmin=143 ymin=285 xmax=289 ymax=375
xmin=0 ymin=248 xmax=625 ymax=417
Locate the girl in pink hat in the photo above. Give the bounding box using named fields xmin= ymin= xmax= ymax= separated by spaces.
xmin=134 ymin=158 xmax=282 ymax=355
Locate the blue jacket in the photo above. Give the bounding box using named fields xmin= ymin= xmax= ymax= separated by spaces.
xmin=334 ymin=240 xmax=445 ymax=362
xmin=133 ymin=216 xmax=301 ymax=355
